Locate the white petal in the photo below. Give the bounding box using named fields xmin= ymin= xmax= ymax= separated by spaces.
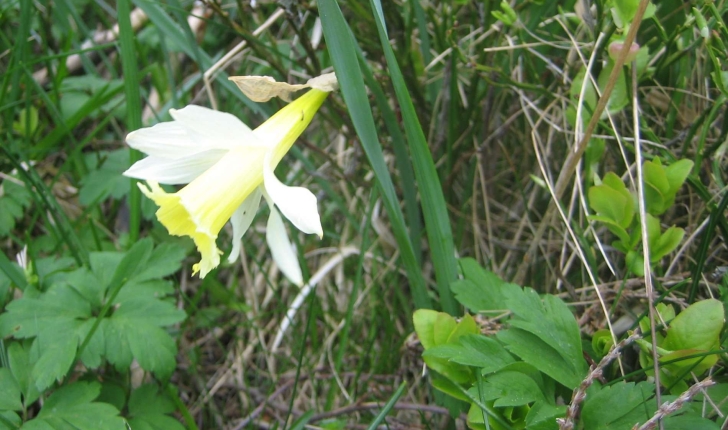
xmin=123 ymin=149 xmax=228 ymax=184
xmin=170 ymin=105 xmax=263 ymax=149
xmin=263 ymin=152 xmax=323 ymax=238
xmin=227 ymin=187 xmax=263 ymax=263
xmin=126 ymin=122 xmax=202 ymax=158
xmin=266 ymin=205 xmax=303 ymax=286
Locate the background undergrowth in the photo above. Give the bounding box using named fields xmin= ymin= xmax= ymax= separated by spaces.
xmin=1 ymin=0 xmax=727 ymax=428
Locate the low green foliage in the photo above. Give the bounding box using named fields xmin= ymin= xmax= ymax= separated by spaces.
xmin=637 ymin=299 xmax=724 ymax=394
xmin=0 ymin=239 xmax=185 ymax=427
xmin=416 ymin=259 xmax=725 ymax=429
xmin=588 ymin=158 xmax=693 ymax=275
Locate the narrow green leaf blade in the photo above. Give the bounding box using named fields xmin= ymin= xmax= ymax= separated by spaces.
xmin=318 ymin=0 xmax=431 ymax=309
xmin=369 ymin=0 xmax=459 ymax=315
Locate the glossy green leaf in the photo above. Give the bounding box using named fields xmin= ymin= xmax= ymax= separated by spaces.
xmin=651 ymin=225 xmax=685 ymax=262
xmin=665 ymin=299 xmax=723 ymax=351
xmin=588 ymin=172 xmax=634 ymax=228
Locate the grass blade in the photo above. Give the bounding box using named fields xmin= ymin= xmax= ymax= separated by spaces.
xmin=318 ymin=0 xmax=432 ymax=310
xmin=117 ymin=0 xmax=143 ymax=244
xmin=369 ymin=0 xmax=459 ymax=315
xmin=366 ymin=381 xmax=407 ymax=430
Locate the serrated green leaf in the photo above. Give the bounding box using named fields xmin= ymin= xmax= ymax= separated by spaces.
xmin=30 ymin=322 xmax=81 ymax=391
xmin=7 ymin=342 xmax=40 ymax=406
xmin=108 ymin=313 xmax=178 ymax=379
xmin=468 ymin=370 xmax=545 ymax=407
xmin=497 ymin=328 xmax=582 ymax=389
xmin=0 ymin=180 xmax=32 ymax=237
xmin=114 ymin=279 xmax=176 ymax=304
xmin=423 ymin=334 xmax=514 ymax=373
xmin=127 ymin=384 xmax=185 ymax=430
xmin=132 ymin=242 xmax=186 ymax=282
xmin=64 ymin=267 xmax=105 ymax=309
xmin=104 ymin=318 xmax=133 ymax=371
xmin=0 ymin=368 xmax=22 ymax=411
xmin=21 ymin=382 xmax=125 ymax=430
xmin=525 ymin=401 xmax=565 ymax=430
xmin=79 ymin=150 xmax=130 ymax=206
xmin=581 ymin=381 xmax=655 ymax=429
xmin=0 ymin=411 xmax=21 ymax=430
xmin=506 ymin=290 xmax=585 ymax=377
xmin=0 ymin=283 xmax=90 ymax=338
xmin=113 ymin=298 xmax=185 ymax=327
xmin=0 ymin=283 xmax=91 ymax=391
xmin=77 ymin=318 xmax=106 ymax=369
xmin=452 ymin=258 xmax=522 ymax=312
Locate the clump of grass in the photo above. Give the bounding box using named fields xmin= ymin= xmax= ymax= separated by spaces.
xmin=1 ymin=0 xmax=726 ymax=428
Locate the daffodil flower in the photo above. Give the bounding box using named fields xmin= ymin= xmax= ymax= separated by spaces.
xmin=124 ymin=76 xmax=336 ymax=283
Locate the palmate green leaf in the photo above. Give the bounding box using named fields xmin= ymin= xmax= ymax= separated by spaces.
xmin=497 ymin=328 xmax=583 ymax=389
xmin=581 ymin=381 xmax=655 ymax=429
xmin=107 ymin=299 xmax=183 ymax=379
xmin=0 ymin=412 xmax=21 ymax=430
xmin=127 ymin=384 xmax=185 ymax=430
xmin=30 ymin=322 xmax=81 ymax=391
xmin=0 ymin=179 xmax=32 ymax=237
xmin=0 ymin=284 xmax=90 ymax=390
xmin=79 ymin=150 xmax=130 ymax=206
xmin=468 ymin=370 xmax=545 ymax=407
xmin=423 ymin=334 xmax=515 ymax=374
xmin=0 ymin=239 xmax=184 ymax=387
xmin=0 ymin=368 xmax=22 ymax=411
xmin=7 ymin=342 xmax=40 ymax=406
xmin=451 ymin=258 xmax=522 ymax=313
xmin=21 ymin=382 xmax=125 ymax=430
xmin=525 ymin=401 xmax=565 ymax=430
xmin=506 ymin=289 xmax=586 ymax=379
